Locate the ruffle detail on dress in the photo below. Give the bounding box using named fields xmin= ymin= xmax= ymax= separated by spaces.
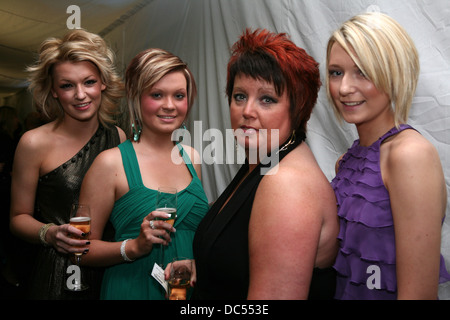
xmin=335 ymin=193 xmax=392 ymax=227
xmin=337 ymin=219 xmax=396 ymax=264
xmin=334 ymin=275 xmax=397 ymax=300
xmin=332 ymin=138 xmax=392 ymax=229
xmin=334 ymin=249 xmax=397 ymax=294
xmin=332 ymin=172 xmax=392 ymax=228
xmin=343 ymin=142 xmax=379 ymax=161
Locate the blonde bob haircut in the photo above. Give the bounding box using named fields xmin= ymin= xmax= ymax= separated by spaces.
xmin=326 ymin=12 xmax=420 ymax=127
xmin=27 ymin=29 xmax=123 ymax=126
xmin=125 ymin=48 xmax=197 ymax=141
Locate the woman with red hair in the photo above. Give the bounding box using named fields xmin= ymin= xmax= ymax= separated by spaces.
xmin=192 ymin=29 xmax=339 ymax=299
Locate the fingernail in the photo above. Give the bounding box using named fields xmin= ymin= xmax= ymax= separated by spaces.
xmin=86 ymin=241 xmax=90 ymax=245
xmin=83 ymin=249 xmax=89 ymax=254
xmin=81 ymin=233 xmax=86 ymax=237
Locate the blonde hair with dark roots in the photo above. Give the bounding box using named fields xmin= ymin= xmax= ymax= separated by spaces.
xmin=326 ymin=12 xmax=420 ymax=127
xmin=125 ymin=48 xmax=197 ymax=141
xmin=27 ymin=29 xmax=124 ymax=126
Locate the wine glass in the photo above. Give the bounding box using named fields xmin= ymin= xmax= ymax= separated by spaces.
xmin=155 ymin=187 xmax=177 ymax=267
xmin=168 ymin=258 xmax=192 ymax=300
xmin=66 ymin=203 xmax=91 ymax=291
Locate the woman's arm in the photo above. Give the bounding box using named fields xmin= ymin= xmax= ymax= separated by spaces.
xmin=10 ymin=131 xmax=45 ymax=242
xmin=247 ymin=164 xmax=326 ymax=299
xmin=79 ymin=148 xmax=174 ymax=267
xmin=385 ymin=136 xmax=446 ymax=299
xmin=10 ymin=130 xmax=86 ymax=253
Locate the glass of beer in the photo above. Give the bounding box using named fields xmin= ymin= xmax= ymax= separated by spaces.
xmin=155 ymin=187 xmax=177 ymax=267
xmin=168 ymin=258 xmax=192 ymax=300
xmin=66 ymin=203 xmax=91 ymax=291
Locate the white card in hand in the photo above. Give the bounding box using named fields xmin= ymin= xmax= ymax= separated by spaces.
xmin=151 ymin=263 xmax=168 ymax=293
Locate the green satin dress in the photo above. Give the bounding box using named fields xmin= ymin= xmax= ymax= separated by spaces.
xmin=100 ymin=140 xmax=209 ymax=300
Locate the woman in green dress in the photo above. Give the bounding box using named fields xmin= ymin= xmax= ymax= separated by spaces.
xmin=79 ymin=48 xmax=209 ymax=300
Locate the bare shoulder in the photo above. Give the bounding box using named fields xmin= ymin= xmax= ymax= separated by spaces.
xmin=82 ymin=145 xmax=125 ymax=195
xmin=381 ymin=128 xmax=444 ymax=194
xmin=15 ymin=123 xmax=57 ymax=165
xmin=18 ymin=122 xmax=54 ymax=150
xmin=91 ymin=145 xmax=122 ymax=169
xmin=258 ymin=143 xmax=334 ymax=205
xmin=383 ymin=129 xmax=440 ymax=168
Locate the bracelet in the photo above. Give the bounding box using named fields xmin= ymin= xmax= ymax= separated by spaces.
xmin=38 ymin=223 xmax=56 ymax=247
xmin=120 ymin=239 xmax=135 ymax=262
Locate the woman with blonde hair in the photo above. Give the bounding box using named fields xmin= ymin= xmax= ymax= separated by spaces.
xmin=10 ymin=29 xmax=126 ymax=299
xmin=326 ymin=12 xmax=450 ymax=299
xmin=77 ymin=48 xmax=209 ymax=300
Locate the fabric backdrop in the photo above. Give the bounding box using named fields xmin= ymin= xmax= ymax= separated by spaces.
xmin=1 ymin=0 xmax=449 ymax=298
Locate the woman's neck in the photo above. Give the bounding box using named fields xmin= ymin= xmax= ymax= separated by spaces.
xmin=356 ymin=113 xmax=396 ymax=147
xmin=54 ymin=116 xmax=99 ymax=140
xmin=137 ymin=131 xmax=177 ymax=153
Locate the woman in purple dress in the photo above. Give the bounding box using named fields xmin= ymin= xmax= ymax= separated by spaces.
xmin=326 ymin=12 xmax=450 ymax=299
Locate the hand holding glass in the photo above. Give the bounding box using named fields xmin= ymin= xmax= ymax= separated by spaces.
xmin=155 ymin=187 xmax=177 ymax=226
xmin=66 ymin=203 xmax=90 ymax=291
xmin=168 ymin=258 xmax=192 ymax=300
xmin=155 ymin=187 xmax=177 ymax=267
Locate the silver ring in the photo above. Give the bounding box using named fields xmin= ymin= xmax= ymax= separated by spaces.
xmin=149 ymin=220 xmax=156 ymax=230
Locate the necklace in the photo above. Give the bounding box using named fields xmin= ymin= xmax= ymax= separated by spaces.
xmin=276 ymin=130 xmax=296 ymax=154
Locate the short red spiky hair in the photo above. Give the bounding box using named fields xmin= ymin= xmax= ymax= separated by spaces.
xmin=226 ymin=28 xmax=321 ymax=134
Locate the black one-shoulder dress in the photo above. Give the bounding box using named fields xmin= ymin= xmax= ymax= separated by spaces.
xmin=26 ymin=125 xmax=120 ymax=300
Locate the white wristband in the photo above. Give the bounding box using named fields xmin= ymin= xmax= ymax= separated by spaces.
xmin=120 ymin=239 xmax=135 ymax=262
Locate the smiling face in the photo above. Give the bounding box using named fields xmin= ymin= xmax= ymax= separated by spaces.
xmin=140 ymin=71 xmax=188 ymax=136
xmin=230 ymin=74 xmax=292 ymax=157
xmin=327 ymin=43 xmax=392 ymax=129
xmin=51 ymin=61 xmax=105 ymax=123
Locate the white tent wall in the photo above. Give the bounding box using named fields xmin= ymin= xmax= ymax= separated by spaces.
xmin=1 ymin=0 xmax=449 ymax=298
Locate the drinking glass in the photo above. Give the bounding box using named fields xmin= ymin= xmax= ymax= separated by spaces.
xmin=155 ymin=187 xmax=177 ymax=267
xmin=66 ymin=203 xmax=90 ymax=291
xmin=168 ymin=258 xmax=192 ymax=300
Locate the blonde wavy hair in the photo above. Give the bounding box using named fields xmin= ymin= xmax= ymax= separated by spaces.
xmin=27 ymin=29 xmax=124 ymax=125
xmin=125 ymin=48 xmax=197 ymax=141
xmin=326 ymin=12 xmax=420 ymax=127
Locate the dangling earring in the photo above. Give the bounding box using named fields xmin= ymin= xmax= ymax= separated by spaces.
xmin=276 ymin=130 xmax=296 ymax=154
xmin=178 ymin=122 xmax=187 ymax=142
xmin=132 ymin=123 xmax=142 ymax=142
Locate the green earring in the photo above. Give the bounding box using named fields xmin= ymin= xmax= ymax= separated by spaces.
xmin=178 ymin=122 xmax=187 ymax=142
xmin=132 ymin=123 xmax=141 ymax=142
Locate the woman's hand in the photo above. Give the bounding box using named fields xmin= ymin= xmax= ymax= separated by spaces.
xmin=126 ymin=210 xmax=176 ymax=259
xmin=45 ymin=224 xmax=90 ymax=255
xmin=164 ymin=259 xmax=197 ymax=288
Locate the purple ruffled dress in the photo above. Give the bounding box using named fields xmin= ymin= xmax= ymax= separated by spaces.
xmin=332 ymin=124 xmax=450 ymax=299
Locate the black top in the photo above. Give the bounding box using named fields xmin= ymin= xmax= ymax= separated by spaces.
xmin=193 ymin=132 xmax=335 ymax=300
xmin=27 ymin=125 xmax=120 ymax=300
